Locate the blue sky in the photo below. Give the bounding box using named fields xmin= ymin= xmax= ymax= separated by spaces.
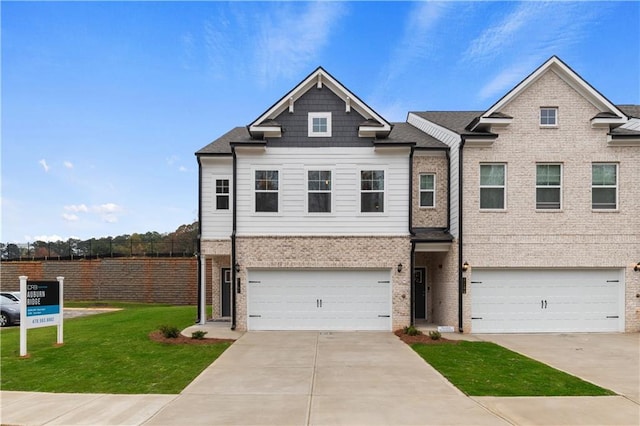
xmin=2 ymin=1 xmax=639 ymax=243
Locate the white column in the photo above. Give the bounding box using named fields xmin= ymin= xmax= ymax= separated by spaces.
xmin=19 ymin=276 xmax=27 ymax=357
xmin=199 ymin=258 xmax=206 ymax=325
xmin=57 ymin=276 xmax=64 ymax=345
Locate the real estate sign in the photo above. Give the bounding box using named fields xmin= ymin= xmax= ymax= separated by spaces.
xmin=19 ymin=276 xmax=64 ymax=357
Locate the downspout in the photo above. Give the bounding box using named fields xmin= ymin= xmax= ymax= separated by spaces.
xmin=230 ymin=147 xmax=238 ymax=330
xmin=409 ymin=147 xmax=415 ymax=326
xmin=196 ymin=156 xmax=203 ymax=323
xmin=457 ymin=137 xmax=465 ymax=332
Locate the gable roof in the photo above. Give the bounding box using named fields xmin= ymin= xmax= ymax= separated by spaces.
xmin=248 ymin=67 xmax=392 ymax=139
xmin=470 ymin=56 xmax=628 ymax=132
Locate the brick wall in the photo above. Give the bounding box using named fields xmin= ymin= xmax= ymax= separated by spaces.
xmin=0 ymin=258 xmax=202 ymax=305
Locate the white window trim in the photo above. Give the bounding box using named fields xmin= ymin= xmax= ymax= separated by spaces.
xmin=252 ymin=168 xmax=281 ymax=215
xmin=359 ymin=168 xmax=387 ymax=215
xmin=592 ymin=163 xmax=618 ymax=211
xmin=540 ymin=107 xmax=558 ymax=127
xmin=479 ymin=163 xmax=507 ymax=211
xmin=306 ymin=168 xmax=334 ymax=215
xmin=308 ymin=112 xmax=332 ymax=137
xmin=535 ymin=163 xmax=562 ymax=211
xmin=419 ymin=173 xmax=436 ymax=208
xmin=214 ymin=176 xmax=232 ymax=212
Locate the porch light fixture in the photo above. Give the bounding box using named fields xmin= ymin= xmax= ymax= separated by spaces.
xmin=635 ymin=262 xmax=640 ymax=272
xmin=235 ymin=262 xmax=240 ymax=273
xmin=462 ymin=261 xmax=470 ymax=272
xmin=397 ymin=263 xmax=403 ymax=273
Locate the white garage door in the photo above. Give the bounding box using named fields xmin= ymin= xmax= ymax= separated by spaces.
xmin=471 ymin=269 xmax=624 ymax=333
xmin=247 ymin=269 xmax=391 ymax=331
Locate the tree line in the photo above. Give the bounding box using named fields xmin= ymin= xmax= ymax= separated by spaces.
xmin=1 ymin=222 xmax=199 ymax=261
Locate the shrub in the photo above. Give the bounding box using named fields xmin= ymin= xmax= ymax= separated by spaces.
xmin=403 ymin=325 xmax=422 ymax=336
xmin=159 ymin=325 xmax=180 ymax=339
xmin=428 ymin=330 xmax=442 ymax=340
xmin=191 ymin=330 xmax=208 ymax=340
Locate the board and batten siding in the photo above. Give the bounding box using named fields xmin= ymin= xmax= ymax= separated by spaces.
xmin=200 ymin=157 xmax=233 ymax=239
xmin=235 ymin=147 xmax=410 ymax=236
xmin=407 ymin=113 xmax=461 ymax=238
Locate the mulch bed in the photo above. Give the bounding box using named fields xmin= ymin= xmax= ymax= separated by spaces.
xmin=394 ymin=329 xmax=459 ymax=345
xmin=149 ymin=330 xmax=235 ymax=345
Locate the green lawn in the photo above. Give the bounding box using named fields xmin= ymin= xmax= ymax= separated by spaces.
xmin=411 ymin=341 xmax=615 ymax=396
xmin=0 ymin=303 xmax=231 ymax=394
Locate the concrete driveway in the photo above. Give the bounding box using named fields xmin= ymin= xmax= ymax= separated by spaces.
xmin=146 ymin=331 xmax=504 ymax=425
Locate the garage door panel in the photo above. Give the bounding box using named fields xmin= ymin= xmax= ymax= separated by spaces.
xmin=247 ymin=269 xmax=391 ymax=331
xmin=471 ymin=269 xmax=623 ymax=333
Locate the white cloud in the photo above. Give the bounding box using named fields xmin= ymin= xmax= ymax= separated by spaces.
xmin=62 ymin=213 xmax=79 ymax=222
xmin=178 ymin=166 xmax=188 ymax=172
xmin=92 ymin=203 xmax=122 ymax=214
xmin=64 ymin=161 xmax=74 ymax=169
xmin=255 ymin=2 xmax=346 ymax=84
xmin=39 ymin=159 xmax=50 ymax=172
xmin=64 ymin=204 xmax=89 ymax=213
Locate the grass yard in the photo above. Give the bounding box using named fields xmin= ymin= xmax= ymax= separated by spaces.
xmin=0 ymin=303 xmax=231 ymax=394
xmin=411 ymin=341 xmax=615 ymax=397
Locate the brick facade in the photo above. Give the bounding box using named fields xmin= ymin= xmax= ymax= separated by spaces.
xmin=412 ymin=154 xmax=449 ymax=228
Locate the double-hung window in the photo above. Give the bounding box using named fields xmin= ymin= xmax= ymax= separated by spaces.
xmin=536 ymin=164 xmax=562 ymax=210
xmin=360 ymin=170 xmax=384 ymax=213
xmin=419 ymin=174 xmax=435 ymax=208
xmin=480 ymin=164 xmax=506 ymax=209
xmin=592 ymin=163 xmax=617 ymax=210
xmin=215 ymin=179 xmax=230 ymax=210
xmin=540 ymin=107 xmax=558 ymax=126
xmin=308 ymin=170 xmax=332 ymax=213
xmin=255 ymin=170 xmax=279 ymax=213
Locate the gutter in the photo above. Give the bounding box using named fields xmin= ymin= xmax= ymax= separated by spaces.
xmin=196 ymin=155 xmax=203 ymax=323
xmin=230 ymin=147 xmax=238 ymax=330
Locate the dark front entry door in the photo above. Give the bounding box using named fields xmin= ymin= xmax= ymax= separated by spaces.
xmin=413 ymin=268 xmax=426 ymax=319
xmin=221 ymin=268 xmax=231 ymax=317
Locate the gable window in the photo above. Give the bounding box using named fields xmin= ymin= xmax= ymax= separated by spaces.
xmin=592 ymin=163 xmax=617 ymax=210
xmin=361 ymin=170 xmax=384 ymax=213
xmin=480 ymin=164 xmax=506 ymax=210
xmin=536 ymin=164 xmax=562 ymax=210
xmin=215 ymin=179 xmax=230 ymax=210
xmin=308 ymin=112 xmax=332 ymax=137
xmin=540 ymin=107 xmax=558 ymax=126
xmin=255 ymin=170 xmax=279 ymax=213
xmin=419 ymin=174 xmax=435 ymax=208
xmin=308 ymin=170 xmax=332 ymax=213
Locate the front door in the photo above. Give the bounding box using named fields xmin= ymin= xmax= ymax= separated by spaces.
xmin=221 ymin=268 xmax=231 ymax=317
xmin=413 ymin=268 xmax=426 ymax=319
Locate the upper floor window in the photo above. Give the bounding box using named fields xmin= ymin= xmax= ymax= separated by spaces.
xmin=215 ymin=179 xmax=230 ymax=210
xmin=592 ymin=163 xmax=617 ymax=210
xmin=540 ymin=107 xmax=558 ymax=127
xmin=255 ymin=170 xmax=279 ymax=213
xmin=480 ymin=164 xmax=506 ymax=210
xmin=308 ymin=170 xmax=332 ymax=213
xmin=419 ymin=173 xmax=435 ymax=208
xmin=308 ymin=112 xmax=332 ymax=137
xmin=536 ymin=164 xmax=562 ymax=210
xmin=360 ymin=170 xmax=384 ymax=213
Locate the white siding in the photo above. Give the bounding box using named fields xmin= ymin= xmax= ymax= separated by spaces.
xmin=200 ymin=157 xmax=233 ymax=239
xmin=408 ymin=113 xmax=461 ymax=238
xmin=236 ymin=147 xmax=410 ymax=236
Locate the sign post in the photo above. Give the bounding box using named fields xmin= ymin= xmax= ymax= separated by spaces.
xmin=19 ymin=276 xmax=64 ymax=357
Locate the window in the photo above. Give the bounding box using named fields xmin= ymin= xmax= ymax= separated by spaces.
xmin=540 ymin=107 xmax=558 ymax=126
xmin=536 ymin=164 xmax=562 ymax=210
xmin=308 ymin=170 xmax=332 ymax=213
xmin=419 ymin=174 xmax=435 ymax=207
xmin=360 ymin=170 xmax=384 ymax=213
xmin=215 ymin=179 xmax=230 ymax=210
xmin=480 ymin=164 xmax=506 ymax=209
xmin=255 ymin=170 xmax=279 ymax=212
xmin=592 ymin=163 xmax=617 ymax=210
xmin=308 ymin=112 xmax=332 ymax=137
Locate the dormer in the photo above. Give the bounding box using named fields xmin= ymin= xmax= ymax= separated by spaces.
xmin=247 ymin=67 xmax=392 ymax=140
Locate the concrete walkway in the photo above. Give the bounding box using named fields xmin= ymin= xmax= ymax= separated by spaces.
xmin=1 ymin=330 xmax=639 ymax=425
